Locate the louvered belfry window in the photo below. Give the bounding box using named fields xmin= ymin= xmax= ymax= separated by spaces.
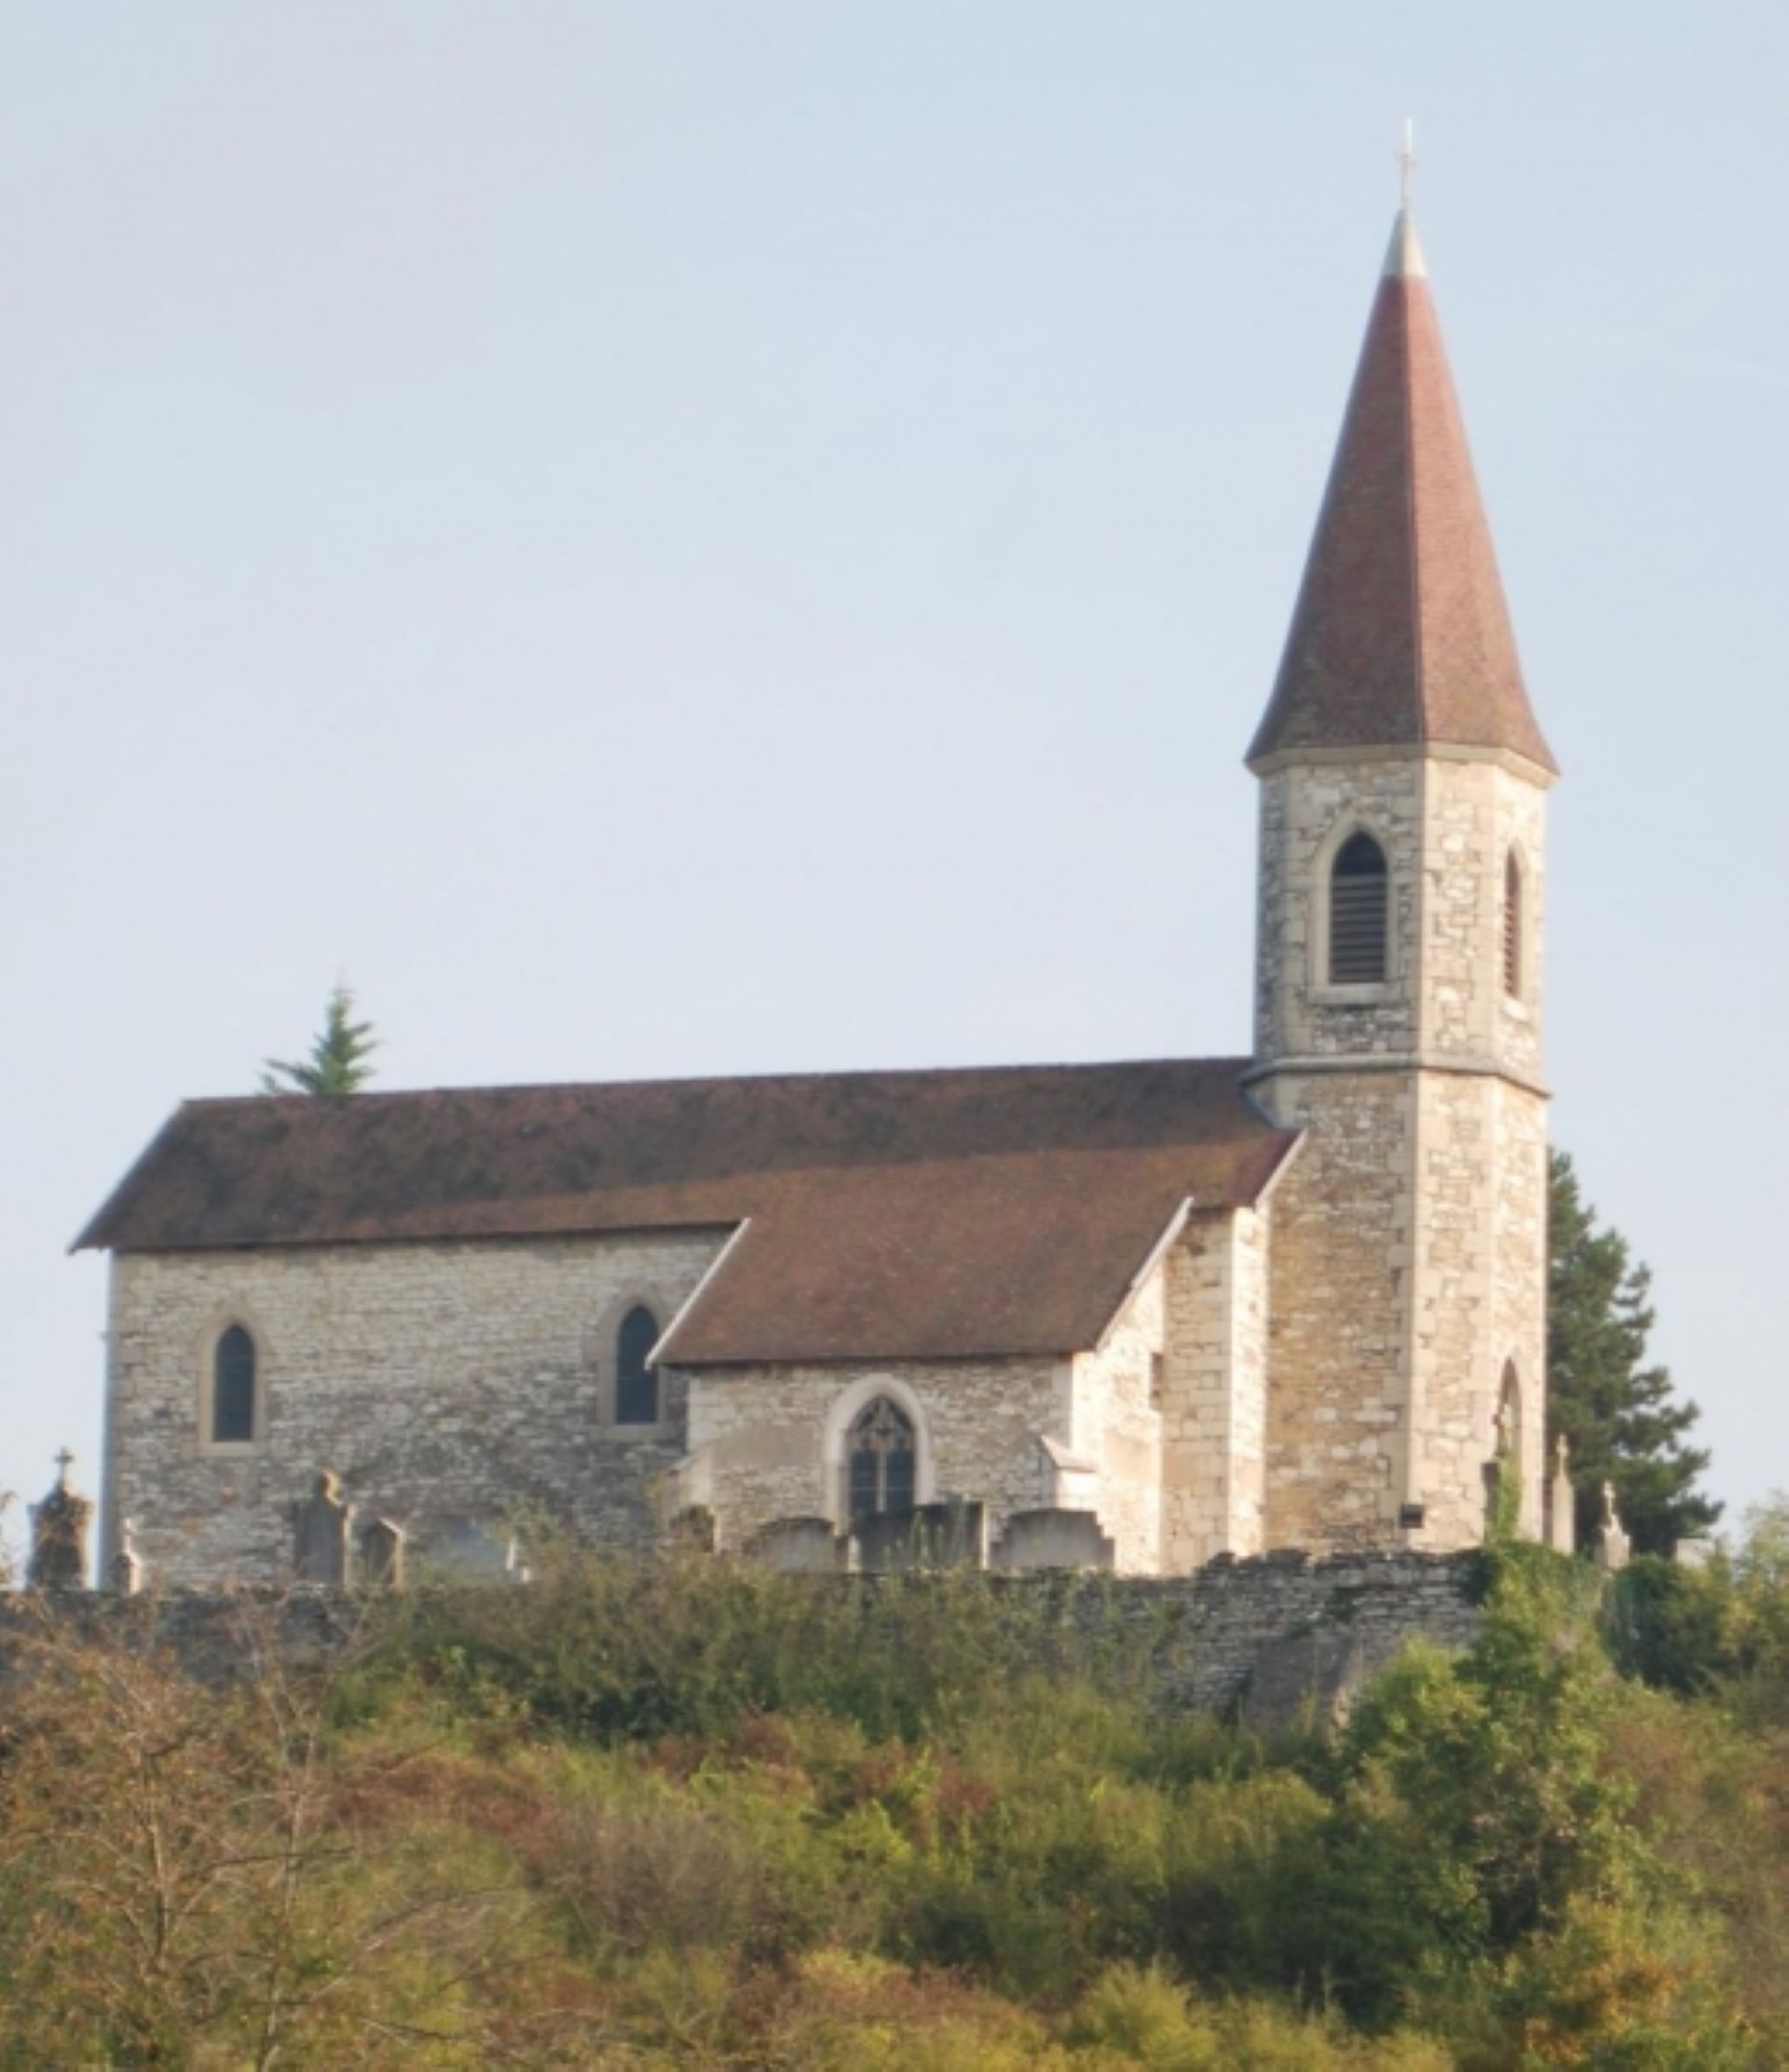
xmin=1503 ymin=851 xmax=1523 ymax=998
xmin=1329 ymin=832 xmax=1388 ymax=985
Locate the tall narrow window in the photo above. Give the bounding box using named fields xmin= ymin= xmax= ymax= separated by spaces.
xmin=1496 ymin=1362 xmax=1522 ymax=1461
xmin=615 ymin=1305 xmax=660 ymax=1425
xmin=1503 ymin=851 xmax=1523 ymax=999
xmin=1329 ymin=832 xmax=1388 ymax=984
xmin=212 ymin=1326 xmax=257 ymax=1444
xmin=847 ymin=1397 xmax=916 ymax=1520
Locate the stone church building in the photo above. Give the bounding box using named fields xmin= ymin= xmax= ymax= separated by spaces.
xmin=79 ymin=206 xmax=1558 ymax=1585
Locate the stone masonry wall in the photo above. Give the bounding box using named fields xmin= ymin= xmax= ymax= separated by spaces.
xmin=1416 ymin=759 xmax=1548 ymax=1084
xmin=1256 ymin=1073 xmax=1412 ymax=1550
xmin=1255 ymin=758 xmax=1425 ymax=1065
xmin=1492 ymin=1078 xmax=1550 ymax=1535
xmin=1069 ymin=1265 xmax=1166 ymax=1572
xmin=1250 ymin=747 xmax=1550 ymax=1554
xmin=1161 ymin=1211 xmax=1268 ymax=1568
xmin=683 ymin=1356 xmax=1066 ymax=1551
xmin=0 ymin=1550 xmax=1488 ymax=1724
xmin=105 ymin=1234 xmax=729 ymax=1588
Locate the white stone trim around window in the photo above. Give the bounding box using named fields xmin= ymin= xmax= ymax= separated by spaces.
xmin=821 ymin=1373 xmax=937 ymax=1527
xmin=587 ymin=1288 xmax=679 ymax=1440
xmin=1308 ymin=814 xmax=1399 ymax=1000
xmin=196 ymin=1310 xmax=269 ymax=1456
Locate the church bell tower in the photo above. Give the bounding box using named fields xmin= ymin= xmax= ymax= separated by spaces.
xmin=1246 ymin=205 xmax=1557 ymax=1549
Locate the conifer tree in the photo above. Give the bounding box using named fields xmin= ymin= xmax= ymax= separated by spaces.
xmin=260 ymin=986 xmax=378 ymax=1097
xmin=1548 ymin=1150 xmax=1719 ymax=1554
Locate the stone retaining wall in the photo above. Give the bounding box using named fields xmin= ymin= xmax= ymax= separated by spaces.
xmin=0 ymin=1548 xmax=1486 ymax=1724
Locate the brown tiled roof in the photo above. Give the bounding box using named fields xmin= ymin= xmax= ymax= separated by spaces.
xmin=1248 ymin=212 xmax=1556 ymax=774
xmin=75 ymin=1060 xmax=1296 ymax=1363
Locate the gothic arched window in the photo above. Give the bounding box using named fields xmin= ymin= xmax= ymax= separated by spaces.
xmin=212 ymin=1326 xmax=257 ymax=1444
xmin=847 ymin=1397 xmax=916 ymax=1521
xmin=615 ymin=1305 xmax=661 ymax=1425
xmin=1329 ymin=832 xmax=1388 ymax=985
xmin=1503 ymin=850 xmax=1524 ymax=999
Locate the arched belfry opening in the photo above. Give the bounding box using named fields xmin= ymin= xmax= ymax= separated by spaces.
xmin=1503 ymin=850 xmax=1524 ymax=999
xmin=1329 ymin=831 xmax=1388 ymax=984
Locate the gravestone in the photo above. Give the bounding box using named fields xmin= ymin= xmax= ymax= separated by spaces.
xmin=112 ymin=1517 xmax=144 ymax=1597
xmin=853 ymin=1500 xmax=987 ymax=1574
xmin=360 ymin=1517 xmax=405 ymax=1588
xmin=1544 ymin=1436 xmax=1577 ymax=1555
xmin=421 ymin=1521 xmax=526 ymax=1585
xmin=747 ymin=1516 xmax=845 ymax=1573
xmin=27 ymin=1450 xmax=91 ymax=1592
xmin=1592 ymin=1481 xmax=1632 ymax=1574
xmin=292 ymin=1470 xmax=351 ymax=1585
xmin=991 ymin=1507 xmax=1115 ymax=1572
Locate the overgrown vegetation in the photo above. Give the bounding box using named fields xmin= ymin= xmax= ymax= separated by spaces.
xmin=3 ymin=1515 xmax=1786 ymax=2066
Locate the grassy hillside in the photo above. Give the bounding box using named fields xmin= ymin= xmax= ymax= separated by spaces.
xmin=1 ymin=1524 xmax=1785 ymax=2068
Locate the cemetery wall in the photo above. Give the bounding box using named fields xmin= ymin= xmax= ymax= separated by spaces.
xmin=0 ymin=1547 xmax=1485 ymax=1723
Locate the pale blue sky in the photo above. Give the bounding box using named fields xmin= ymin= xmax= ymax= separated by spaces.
xmin=5 ymin=4 xmax=1785 ymax=1561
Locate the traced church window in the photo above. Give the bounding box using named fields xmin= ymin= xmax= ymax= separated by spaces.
xmin=615 ymin=1305 xmax=661 ymax=1425
xmin=1329 ymin=832 xmax=1388 ymax=984
xmin=1503 ymin=851 xmax=1523 ymax=999
xmin=848 ymin=1397 xmax=916 ymax=1520
xmin=212 ymin=1325 xmax=257 ymax=1444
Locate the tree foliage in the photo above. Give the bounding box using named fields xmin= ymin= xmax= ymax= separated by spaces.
xmin=261 ymin=985 xmax=378 ymax=1097
xmin=1548 ymin=1151 xmax=1719 ymax=1556
xmin=2 ymin=1550 xmax=1783 ymax=2065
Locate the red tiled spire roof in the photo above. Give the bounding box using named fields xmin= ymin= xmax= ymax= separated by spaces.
xmin=1247 ymin=211 xmax=1556 ymax=773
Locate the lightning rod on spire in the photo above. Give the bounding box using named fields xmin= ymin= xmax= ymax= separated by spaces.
xmin=1396 ymin=118 xmax=1417 ymax=211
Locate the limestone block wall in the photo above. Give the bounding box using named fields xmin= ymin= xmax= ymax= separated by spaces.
xmin=1415 ymin=759 xmax=1548 ymax=1084
xmin=1255 ymin=751 xmax=1549 ymax=1090
xmin=682 ymin=1356 xmax=1065 ymax=1551
xmin=103 ymin=1233 xmax=728 ymax=1588
xmin=1255 ymin=757 xmax=1425 ymax=1064
xmin=1408 ymin=1072 xmax=1500 ymax=1545
xmin=1492 ymin=1079 xmax=1550 ymax=1534
xmin=1404 ymin=1074 xmax=1546 ymax=1547
xmin=1068 ymin=1266 xmax=1167 ymax=1572
xmin=1161 ymin=1210 xmax=1269 ymax=1568
xmin=1254 ymin=1072 xmax=1412 ymax=1549
xmin=1250 ymin=743 xmax=1550 ymax=1553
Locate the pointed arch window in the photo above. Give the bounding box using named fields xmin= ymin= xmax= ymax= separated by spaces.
xmin=615 ymin=1305 xmax=661 ymax=1425
xmin=847 ymin=1397 xmax=917 ymax=1521
xmin=1503 ymin=850 xmax=1524 ymax=999
xmin=1329 ymin=832 xmax=1388 ymax=985
xmin=212 ymin=1326 xmax=258 ymax=1445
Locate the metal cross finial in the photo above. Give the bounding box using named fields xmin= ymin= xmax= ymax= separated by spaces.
xmin=1396 ymin=117 xmax=1417 ymax=210
xmin=53 ymin=1447 xmax=75 ymax=1486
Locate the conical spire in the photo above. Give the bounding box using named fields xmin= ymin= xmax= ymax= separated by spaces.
xmin=1247 ymin=210 xmax=1555 ymax=773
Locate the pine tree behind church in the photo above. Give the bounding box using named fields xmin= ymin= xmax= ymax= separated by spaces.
xmin=1548 ymin=1151 xmax=1719 ymax=1555
xmin=260 ymin=986 xmax=377 ymax=1097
